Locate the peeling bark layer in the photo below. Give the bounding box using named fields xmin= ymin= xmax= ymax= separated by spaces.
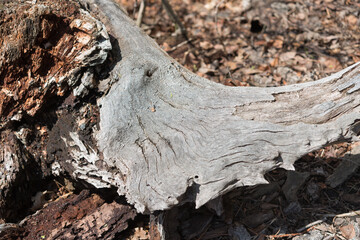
xmin=0 ymin=0 xmax=110 ymax=127
xmin=0 ymin=0 xmax=111 ymax=221
xmin=19 ymin=190 xmax=136 ymax=240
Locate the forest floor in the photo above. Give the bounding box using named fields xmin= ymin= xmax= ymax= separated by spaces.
xmin=4 ymin=0 xmax=359 ymax=239
xmin=114 ymin=0 xmax=360 ymax=239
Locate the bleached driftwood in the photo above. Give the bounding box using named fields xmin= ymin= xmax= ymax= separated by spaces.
xmin=69 ymin=0 xmax=359 ymax=213
xmin=0 ymin=0 xmax=359 ymax=219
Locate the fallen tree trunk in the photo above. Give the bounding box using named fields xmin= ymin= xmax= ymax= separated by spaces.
xmin=79 ymin=0 xmax=360 ymax=213
xmin=0 ymin=0 xmax=359 ymax=223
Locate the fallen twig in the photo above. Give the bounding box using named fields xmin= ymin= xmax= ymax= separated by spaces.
xmin=296 ymin=218 xmax=326 ymax=232
xmin=334 ymin=210 xmax=360 ymax=218
xmin=319 ymin=209 xmax=360 ymax=219
xmin=161 ymin=0 xmax=187 ymax=38
xmin=167 ymin=38 xmax=195 ymax=53
xmin=214 ymin=0 xmax=225 ymax=38
xmin=136 ymin=0 xmax=146 ymax=27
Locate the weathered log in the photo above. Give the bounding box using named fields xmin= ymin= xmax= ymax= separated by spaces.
xmin=0 ymin=0 xmax=359 ymax=223
xmin=81 ymin=0 xmax=360 ymax=213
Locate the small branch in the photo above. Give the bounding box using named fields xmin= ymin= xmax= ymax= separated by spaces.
xmin=214 ymin=0 xmax=225 ymax=38
xmin=136 ymin=0 xmax=146 ymax=27
xmin=296 ymin=218 xmax=326 ymax=232
xmin=334 ymin=210 xmax=360 ymax=218
xmin=167 ymin=38 xmax=195 ymax=53
xmin=161 ymin=0 xmax=187 ymax=38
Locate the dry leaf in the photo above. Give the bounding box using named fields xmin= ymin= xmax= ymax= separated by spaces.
xmin=351 ymin=54 xmax=360 ymax=63
xmin=254 ymin=40 xmax=267 ymax=47
xmin=225 ymin=61 xmax=238 ymax=70
xmin=258 ymin=64 xmax=269 ymax=71
xmin=319 ymin=56 xmax=341 ymax=72
xmin=214 ymin=44 xmax=223 ymax=50
xmin=161 ymin=42 xmax=171 ymax=51
xmin=273 ymin=39 xmax=283 ymax=49
xmin=200 ymin=41 xmax=212 ymax=50
xmin=340 ymin=225 xmax=356 ymax=239
xmin=270 ymin=57 xmax=279 ymax=67
xmin=279 ymin=52 xmax=296 ymax=62
xmin=234 ymin=55 xmax=244 ymax=62
xmin=242 ymin=68 xmax=263 ymax=75
xmin=346 ymin=15 xmax=358 ymax=25
xmin=297 ymin=12 xmax=306 ymax=20
xmin=225 ymin=45 xmax=239 ymax=54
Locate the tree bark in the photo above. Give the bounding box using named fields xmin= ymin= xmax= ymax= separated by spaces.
xmin=0 ymin=0 xmax=359 ymax=224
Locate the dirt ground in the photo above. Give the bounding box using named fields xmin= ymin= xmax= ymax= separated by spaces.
xmin=115 ymin=0 xmax=360 ymax=239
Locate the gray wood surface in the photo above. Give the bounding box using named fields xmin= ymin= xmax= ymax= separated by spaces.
xmin=2 ymin=0 xmax=356 ymax=216
xmin=62 ymin=0 xmax=360 ymax=213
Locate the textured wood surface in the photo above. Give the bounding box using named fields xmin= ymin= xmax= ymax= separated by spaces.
xmin=0 ymin=0 xmax=359 ymax=219
xmin=77 ymin=0 xmax=359 ymax=212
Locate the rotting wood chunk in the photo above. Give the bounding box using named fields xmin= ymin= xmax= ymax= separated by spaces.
xmin=19 ymin=190 xmax=136 ymax=240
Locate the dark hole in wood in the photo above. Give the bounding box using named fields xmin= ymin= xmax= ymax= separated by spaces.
xmin=250 ymin=19 xmax=263 ymax=33
xmin=146 ymin=69 xmax=153 ymax=77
